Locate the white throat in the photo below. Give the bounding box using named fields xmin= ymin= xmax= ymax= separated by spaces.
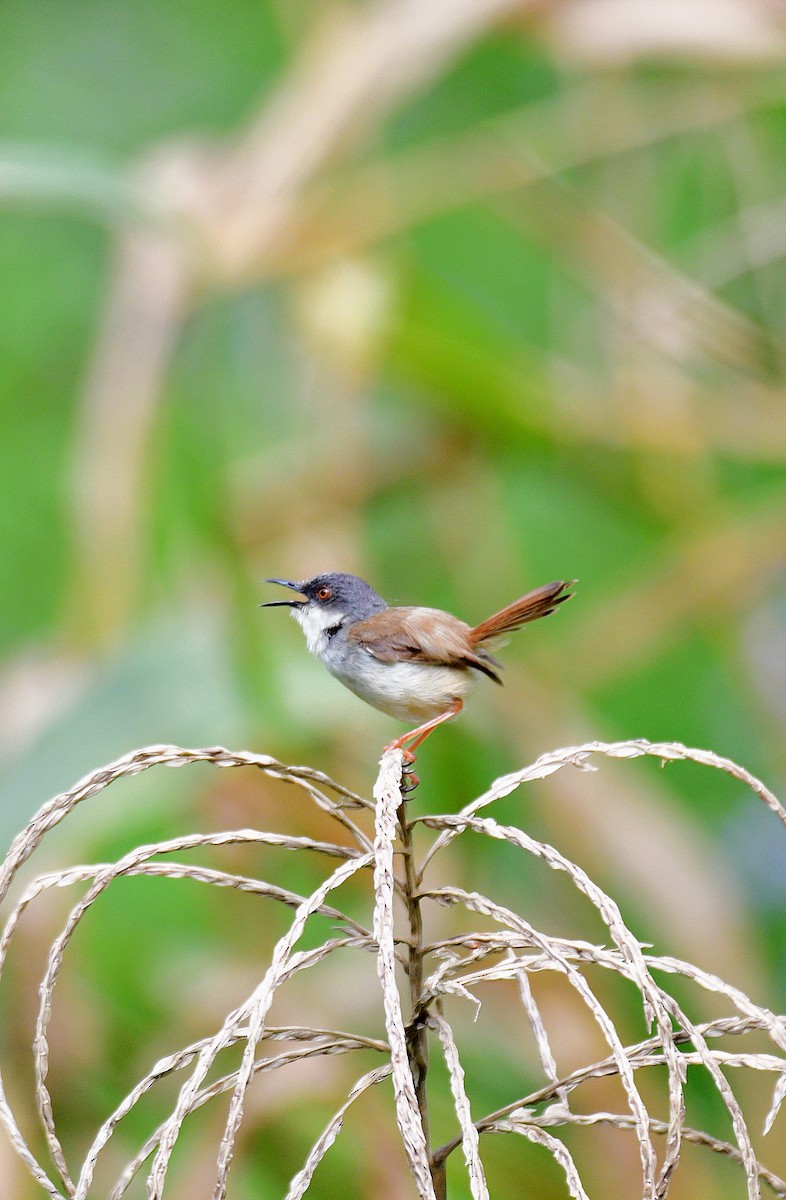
xmin=291 ymin=604 xmax=345 ymax=660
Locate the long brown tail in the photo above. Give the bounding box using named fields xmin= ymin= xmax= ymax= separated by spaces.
xmin=469 ymin=580 xmax=575 ymax=646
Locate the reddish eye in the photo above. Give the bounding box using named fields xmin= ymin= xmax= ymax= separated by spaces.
xmin=316 ymin=586 xmax=332 ymax=602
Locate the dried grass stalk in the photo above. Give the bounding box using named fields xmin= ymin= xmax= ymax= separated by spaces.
xmin=0 ymin=738 xmax=782 ymax=1198
xmin=373 ymin=752 xmax=437 ymax=1200
xmin=430 ymin=1010 xmax=488 ymax=1200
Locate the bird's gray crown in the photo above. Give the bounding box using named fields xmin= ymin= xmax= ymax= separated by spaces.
xmin=299 ymin=573 xmax=387 ymax=620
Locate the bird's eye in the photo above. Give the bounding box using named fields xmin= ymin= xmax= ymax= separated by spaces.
xmin=316 ymin=586 xmax=332 ymax=602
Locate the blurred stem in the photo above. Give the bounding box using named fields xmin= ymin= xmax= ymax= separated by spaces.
xmin=397 ymin=793 xmax=443 ymax=1195
xmin=0 ymin=144 xmax=163 ymax=226
xmin=70 ymin=227 xmax=190 ymax=645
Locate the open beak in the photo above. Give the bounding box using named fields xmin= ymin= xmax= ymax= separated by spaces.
xmin=259 ymin=578 xmax=306 ymax=608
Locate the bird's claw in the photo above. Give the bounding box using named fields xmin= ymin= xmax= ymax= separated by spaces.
xmin=382 ymin=741 xmax=418 ymax=791
xmin=400 ymin=768 xmax=420 ymax=794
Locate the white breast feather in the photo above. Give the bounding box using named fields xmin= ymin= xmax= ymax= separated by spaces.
xmin=336 ymin=657 xmax=474 ymax=722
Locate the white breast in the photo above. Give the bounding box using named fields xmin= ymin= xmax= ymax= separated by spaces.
xmin=331 ymin=656 xmax=474 ymax=722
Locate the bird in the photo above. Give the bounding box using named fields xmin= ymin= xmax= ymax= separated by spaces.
xmin=261 ymin=573 xmax=574 ymax=765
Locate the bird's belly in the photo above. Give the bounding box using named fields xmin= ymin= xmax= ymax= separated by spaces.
xmin=330 ymin=659 xmax=473 ymax=723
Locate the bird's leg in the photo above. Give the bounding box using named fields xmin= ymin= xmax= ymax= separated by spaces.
xmin=384 ymin=698 xmax=464 ymax=760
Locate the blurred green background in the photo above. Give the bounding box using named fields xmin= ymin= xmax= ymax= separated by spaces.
xmin=1 ymin=1 xmax=786 ymax=1196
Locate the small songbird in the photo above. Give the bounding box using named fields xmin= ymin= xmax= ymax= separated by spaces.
xmin=261 ymin=573 xmax=574 ymax=762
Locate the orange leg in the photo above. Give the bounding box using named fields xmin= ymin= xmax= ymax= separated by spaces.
xmin=383 ymin=698 xmax=464 ymax=763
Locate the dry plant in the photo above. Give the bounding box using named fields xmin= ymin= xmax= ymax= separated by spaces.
xmin=0 ymin=739 xmax=785 ymax=1198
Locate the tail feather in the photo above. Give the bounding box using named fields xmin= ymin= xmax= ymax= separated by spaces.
xmin=469 ymin=580 xmax=575 ymax=646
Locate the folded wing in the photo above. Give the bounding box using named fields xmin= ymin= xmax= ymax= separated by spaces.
xmin=348 ymin=607 xmax=503 ymax=682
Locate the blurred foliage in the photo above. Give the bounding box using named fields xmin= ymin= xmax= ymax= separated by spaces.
xmin=1 ymin=0 xmax=786 ymax=1196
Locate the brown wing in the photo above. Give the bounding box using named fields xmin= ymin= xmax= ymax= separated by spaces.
xmin=469 ymin=580 xmax=575 ymax=646
xmin=348 ymin=607 xmax=502 ymax=683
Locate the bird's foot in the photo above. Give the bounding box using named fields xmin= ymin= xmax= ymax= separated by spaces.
xmin=383 ymin=740 xmax=416 ymax=765
xmin=400 ymin=767 xmax=420 ymax=794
